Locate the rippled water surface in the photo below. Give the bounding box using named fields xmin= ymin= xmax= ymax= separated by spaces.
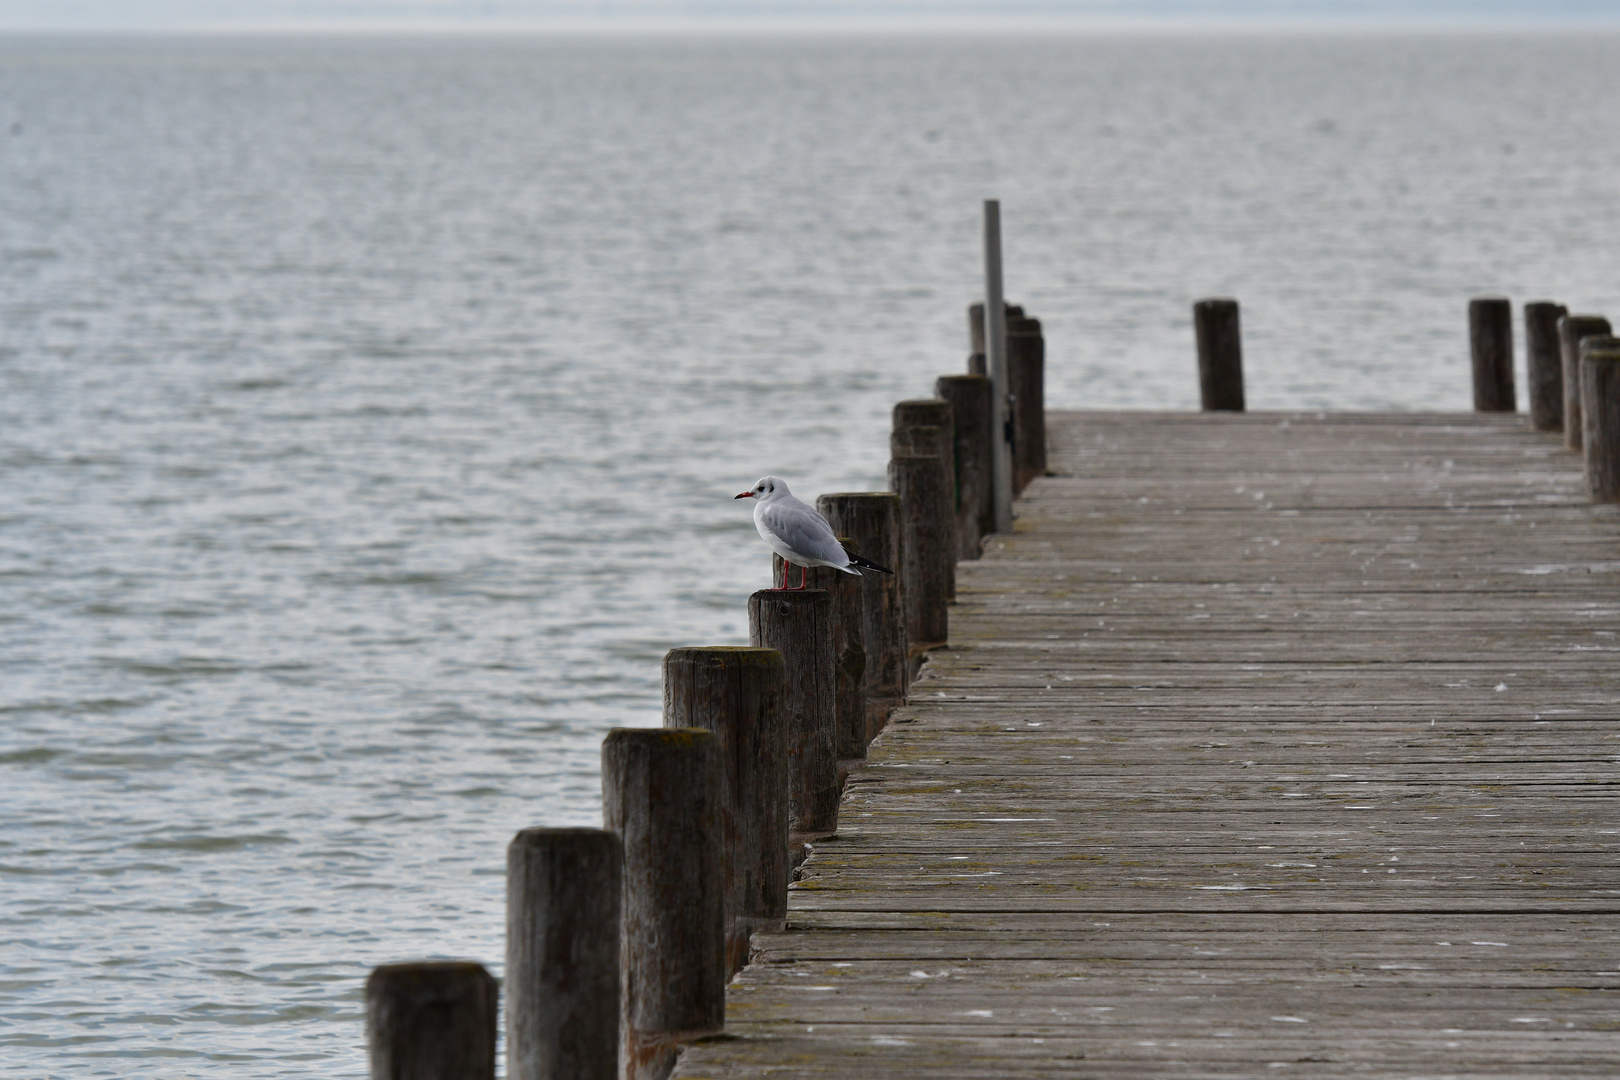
xmin=4 ymin=30 xmax=1620 ymax=1076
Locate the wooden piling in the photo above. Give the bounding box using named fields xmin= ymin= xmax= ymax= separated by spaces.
xmin=1580 ymin=337 xmax=1620 ymax=501
xmin=1525 ymin=301 xmax=1568 ymax=431
xmin=765 ymin=559 xmax=865 ymax=760
xmin=890 ymin=415 xmax=957 ymax=600
xmin=746 ymin=591 xmax=838 ymax=837
xmin=935 ymin=373 xmax=993 ymax=559
xmin=506 ymin=829 xmax=620 ymax=1080
xmin=816 ymin=492 xmax=908 ymax=743
xmin=1193 ymin=297 xmax=1244 ymax=412
xmin=1469 ymin=296 xmax=1516 ymax=412
xmin=1558 ymin=314 xmax=1612 ymax=450
xmin=892 ymin=397 xmax=957 ymax=530
xmin=1007 ymin=314 xmax=1046 ymax=492
xmin=366 ymin=962 xmax=497 ymax=1080
xmin=968 ymin=301 xmax=1023 ymax=355
xmin=888 ymin=453 xmax=950 ymax=651
xmin=968 ymin=352 xmax=986 ymax=376
xmin=661 ymin=647 xmax=787 ymax=975
xmin=600 ymin=728 xmax=724 ymax=1080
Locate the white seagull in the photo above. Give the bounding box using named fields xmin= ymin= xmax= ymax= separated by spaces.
xmin=734 ymin=475 xmax=894 ymax=590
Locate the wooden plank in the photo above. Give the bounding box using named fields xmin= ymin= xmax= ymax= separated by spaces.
xmin=672 ymin=411 xmax=1620 ymax=1079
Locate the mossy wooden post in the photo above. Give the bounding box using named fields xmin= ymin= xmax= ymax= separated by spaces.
xmin=1580 ymin=338 xmax=1620 ymax=501
xmin=768 ymin=559 xmax=865 ymax=761
xmin=1194 ymin=298 xmax=1244 ymax=412
xmin=1007 ymin=314 xmax=1046 ymax=493
xmin=601 ymin=728 xmax=724 ymax=1080
xmin=817 ymin=492 xmax=908 ymax=744
xmin=506 ymin=829 xmax=620 ymax=1080
xmin=889 ymin=453 xmax=950 ymax=652
xmin=1525 ymin=301 xmax=1568 ymax=432
xmin=1469 ymin=297 xmax=1516 ymax=412
xmin=747 ymin=591 xmax=838 ymax=837
xmin=662 ymin=647 xmax=788 ymax=974
xmin=1559 ymin=314 xmax=1612 ymax=451
xmin=366 ymin=962 xmax=497 ymax=1080
xmin=936 ymin=373 xmax=993 ymax=560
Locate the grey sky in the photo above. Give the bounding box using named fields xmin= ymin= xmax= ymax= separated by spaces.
xmin=2 ymin=0 xmax=1617 ymax=32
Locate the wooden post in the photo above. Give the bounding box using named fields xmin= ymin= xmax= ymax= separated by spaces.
xmin=1007 ymin=314 xmax=1046 ymax=492
xmin=892 ymin=400 xmax=957 ymax=595
xmin=891 ymin=422 xmax=955 ymax=603
xmin=970 ymin=301 xmax=1022 ymax=356
xmin=936 ymin=373 xmax=993 ymax=560
xmin=767 ymin=560 xmax=864 ymax=763
xmin=506 ymin=829 xmax=620 ymax=1080
xmin=983 ymin=200 xmax=1014 ymax=533
xmin=1559 ymin=314 xmax=1612 ymax=451
xmin=817 ymin=492 xmax=908 ymax=744
xmin=367 ymin=962 xmax=497 ymax=1080
xmin=889 ymin=453 xmax=950 ymax=651
xmin=1580 ymin=337 xmax=1620 ymax=501
xmin=662 ymin=647 xmax=788 ymax=974
xmin=968 ymin=352 xmax=986 ymax=376
xmin=1469 ymin=297 xmax=1516 ymax=412
xmin=1193 ymin=298 xmax=1244 ymax=412
xmin=1525 ymin=301 xmax=1568 ymax=432
xmin=747 ymin=591 xmax=838 ymax=837
xmin=600 ymin=728 xmax=725 ymax=1080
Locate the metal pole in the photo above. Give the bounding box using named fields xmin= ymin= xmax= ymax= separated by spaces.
xmin=982 ymin=199 xmax=1013 ymax=533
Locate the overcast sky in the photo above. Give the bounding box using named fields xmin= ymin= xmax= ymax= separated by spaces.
xmin=1 ymin=0 xmax=1617 ymax=32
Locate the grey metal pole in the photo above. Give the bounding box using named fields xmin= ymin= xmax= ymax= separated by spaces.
xmin=982 ymin=200 xmax=1013 ymax=534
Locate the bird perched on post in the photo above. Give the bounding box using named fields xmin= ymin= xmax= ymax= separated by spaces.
xmin=735 ymin=475 xmax=894 ymax=590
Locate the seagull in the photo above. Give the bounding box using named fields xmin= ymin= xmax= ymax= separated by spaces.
xmin=734 ymin=475 xmax=894 ymax=590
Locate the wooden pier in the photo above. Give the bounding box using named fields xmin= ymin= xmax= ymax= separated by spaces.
xmin=672 ymin=409 xmax=1620 ymax=1078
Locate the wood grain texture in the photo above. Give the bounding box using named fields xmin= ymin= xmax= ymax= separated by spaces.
xmin=367 ymin=962 xmax=497 ymax=1080
xmin=1470 ymin=297 xmax=1516 ymax=412
xmin=1194 ymin=299 xmax=1244 ymax=412
xmin=770 ymin=560 xmax=868 ymax=760
xmin=672 ymin=411 xmax=1620 ymax=1079
xmin=817 ymin=493 xmax=909 ymax=743
xmin=936 ymin=374 xmax=993 ymax=561
xmin=1525 ymin=300 xmax=1568 ymax=431
xmin=749 ymin=590 xmax=840 ymax=836
xmin=1558 ymin=314 xmax=1611 ymax=451
xmin=888 ymin=455 xmax=950 ymax=649
xmin=663 ymin=647 xmax=790 ymax=972
xmin=1006 ymin=317 xmax=1046 ymax=494
xmin=506 ymin=829 xmax=621 ymax=1080
xmin=1579 ymin=343 xmax=1620 ymax=502
xmin=890 ymin=422 xmax=957 ymax=601
xmin=602 ymin=728 xmax=725 ymax=1080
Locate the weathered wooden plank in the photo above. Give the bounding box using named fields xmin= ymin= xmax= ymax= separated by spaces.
xmin=672 ymin=411 xmax=1620 ymax=1079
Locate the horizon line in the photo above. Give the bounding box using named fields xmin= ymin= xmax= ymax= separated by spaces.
xmin=5 ymin=15 xmax=1620 ymax=35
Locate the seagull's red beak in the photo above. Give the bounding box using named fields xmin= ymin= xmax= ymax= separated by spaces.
xmin=734 ymin=490 xmax=755 ymax=500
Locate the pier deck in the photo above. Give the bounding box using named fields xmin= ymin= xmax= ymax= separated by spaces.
xmin=674 ymin=410 xmax=1620 ymax=1078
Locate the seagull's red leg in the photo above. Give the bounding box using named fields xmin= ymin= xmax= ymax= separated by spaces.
xmin=799 ymin=564 xmax=808 ymax=590
xmin=779 ymin=560 xmax=789 ymax=590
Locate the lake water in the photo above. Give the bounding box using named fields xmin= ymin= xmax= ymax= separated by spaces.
xmin=3 ymin=30 xmax=1619 ymax=1077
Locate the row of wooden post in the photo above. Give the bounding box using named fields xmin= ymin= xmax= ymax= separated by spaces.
xmin=362 ymin=302 xmax=1046 ymax=1080
xmin=1190 ymin=294 xmax=1620 ymax=502
xmin=1506 ymin=298 xmax=1620 ymax=501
